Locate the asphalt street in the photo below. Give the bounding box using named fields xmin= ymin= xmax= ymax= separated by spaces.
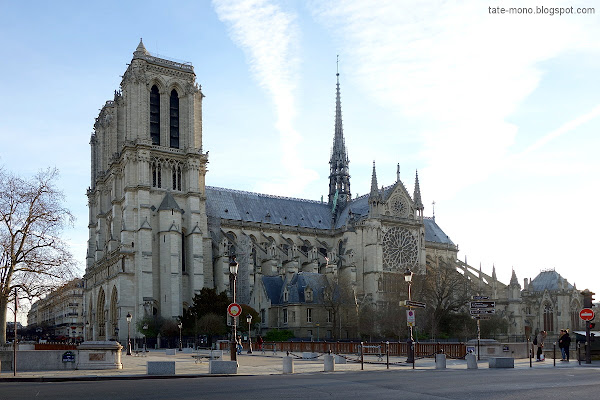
xmin=1 ymin=367 xmax=599 ymax=400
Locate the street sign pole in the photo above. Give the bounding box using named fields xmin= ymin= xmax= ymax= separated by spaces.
xmin=477 ymin=319 xmax=481 ymax=361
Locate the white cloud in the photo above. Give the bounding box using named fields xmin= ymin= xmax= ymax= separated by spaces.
xmin=309 ymin=0 xmax=600 ymax=201
xmin=213 ymin=0 xmax=318 ymax=196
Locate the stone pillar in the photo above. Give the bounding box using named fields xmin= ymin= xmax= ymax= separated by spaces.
xmin=435 ymin=353 xmax=446 ymax=369
xmin=324 ymin=354 xmax=335 ymax=372
xmin=466 ymin=353 xmax=478 ymax=369
xmin=283 ymin=356 xmax=294 ymax=374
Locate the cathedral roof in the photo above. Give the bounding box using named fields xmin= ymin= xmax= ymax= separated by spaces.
xmin=423 ymin=217 xmax=454 ymax=245
xmin=206 ymin=186 xmax=454 ymax=245
xmin=261 ymin=275 xmax=284 ymax=304
xmin=285 ymin=272 xmax=330 ymax=304
xmin=529 ymin=270 xmax=573 ymax=292
xmin=206 ymin=186 xmax=331 ymax=229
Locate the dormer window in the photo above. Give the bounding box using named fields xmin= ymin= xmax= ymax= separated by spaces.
xmin=305 ymin=287 xmax=313 ymax=302
xmin=283 ymin=289 xmax=288 ymax=302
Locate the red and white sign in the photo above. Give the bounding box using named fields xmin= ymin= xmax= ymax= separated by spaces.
xmin=228 ymin=303 xmax=242 ymax=318
xmin=580 ymin=308 xmax=595 ymax=321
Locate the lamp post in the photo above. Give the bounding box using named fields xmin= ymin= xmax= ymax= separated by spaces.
xmin=142 ymin=324 xmax=148 ymax=352
xmin=229 ymin=256 xmax=239 ymax=361
xmin=178 ymin=322 xmax=183 ymax=351
xmin=246 ymin=314 xmax=253 ymax=354
xmin=404 ymin=267 xmax=414 ymax=363
xmin=126 ymin=312 xmax=132 ymax=356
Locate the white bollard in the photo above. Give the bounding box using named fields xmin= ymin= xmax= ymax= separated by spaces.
xmin=435 ymin=353 xmax=446 ymax=369
xmin=324 ymin=354 xmax=335 ymax=372
xmin=466 ymin=353 xmax=478 ymax=369
xmin=283 ymin=356 xmax=294 ymax=374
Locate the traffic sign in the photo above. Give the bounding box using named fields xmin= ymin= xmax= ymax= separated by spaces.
xmin=470 ymin=301 xmax=495 ymax=309
xmin=580 ymin=308 xmax=595 ymax=321
xmin=470 ymin=309 xmax=496 ymax=315
xmin=407 ymin=310 xmax=416 ymax=327
xmin=472 ymin=296 xmax=489 ymax=300
xmin=472 ymin=315 xmax=491 ymax=320
xmin=227 ymin=303 xmax=242 ymax=318
xmin=406 ymin=300 xmax=426 ymax=309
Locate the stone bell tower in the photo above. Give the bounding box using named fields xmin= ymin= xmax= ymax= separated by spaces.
xmin=84 ymin=40 xmax=212 ymax=341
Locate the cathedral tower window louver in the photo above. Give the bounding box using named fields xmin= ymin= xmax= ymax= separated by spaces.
xmin=150 ymin=85 xmax=160 ymax=145
xmin=170 ymin=89 xmax=180 ymax=148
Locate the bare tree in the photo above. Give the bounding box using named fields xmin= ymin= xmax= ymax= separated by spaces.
xmin=417 ymin=256 xmax=472 ymax=339
xmin=0 ymin=167 xmax=75 ymax=344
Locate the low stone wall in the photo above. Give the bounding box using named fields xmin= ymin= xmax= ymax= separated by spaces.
xmin=0 ymin=341 xmax=122 ymax=372
xmin=0 ymin=350 xmax=78 ymax=372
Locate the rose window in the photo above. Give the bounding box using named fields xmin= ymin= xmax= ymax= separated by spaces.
xmin=382 ymin=227 xmax=418 ymax=270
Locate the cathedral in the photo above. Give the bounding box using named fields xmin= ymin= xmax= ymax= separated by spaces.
xmin=83 ymin=41 xmax=584 ymax=343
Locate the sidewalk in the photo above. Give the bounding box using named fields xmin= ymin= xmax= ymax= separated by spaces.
xmin=0 ymin=350 xmax=597 ymax=382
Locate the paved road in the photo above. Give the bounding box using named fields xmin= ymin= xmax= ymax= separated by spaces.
xmin=1 ymin=367 xmax=599 ymax=400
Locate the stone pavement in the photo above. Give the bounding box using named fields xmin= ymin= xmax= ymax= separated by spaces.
xmin=0 ymin=350 xmax=597 ymax=382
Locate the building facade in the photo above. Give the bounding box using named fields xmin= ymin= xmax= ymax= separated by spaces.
xmin=27 ymin=278 xmax=84 ymax=340
xmin=83 ymin=41 xmax=588 ymax=343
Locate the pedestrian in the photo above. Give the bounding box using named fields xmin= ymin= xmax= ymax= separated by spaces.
xmin=559 ymin=329 xmax=571 ymax=361
xmin=536 ymin=330 xmax=546 ymax=361
xmin=256 ymin=335 xmax=264 ymax=351
xmin=236 ymin=336 xmax=243 ymax=354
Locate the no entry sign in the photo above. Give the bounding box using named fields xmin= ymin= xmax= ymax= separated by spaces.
xmin=580 ymin=308 xmax=595 ymax=321
xmin=228 ymin=303 xmax=242 ymax=318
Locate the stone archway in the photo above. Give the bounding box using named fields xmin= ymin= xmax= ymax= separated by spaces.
xmin=97 ymin=288 xmax=106 ymax=340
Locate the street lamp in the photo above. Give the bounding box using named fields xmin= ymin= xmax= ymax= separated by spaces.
xmin=404 ymin=267 xmax=414 ymax=363
xmin=126 ymin=312 xmax=132 ymax=356
xmin=229 ymin=256 xmax=239 ymax=361
xmin=142 ymin=324 xmax=148 ymax=352
xmin=178 ymin=322 xmax=183 ymax=351
xmin=246 ymin=314 xmax=253 ymax=354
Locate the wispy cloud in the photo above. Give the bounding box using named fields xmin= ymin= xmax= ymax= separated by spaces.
xmin=213 ymin=0 xmax=318 ymax=195
xmin=309 ymin=0 xmax=600 ymax=200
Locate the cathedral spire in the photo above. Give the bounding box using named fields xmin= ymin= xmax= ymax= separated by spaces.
xmin=370 ymin=161 xmax=379 ymax=197
xmin=328 ymin=57 xmax=351 ymax=212
xmin=134 ymin=38 xmax=150 ymax=57
xmin=413 ymin=170 xmax=424 ymax=212
xmin=510 ymin=268 xmax=519 ymax=286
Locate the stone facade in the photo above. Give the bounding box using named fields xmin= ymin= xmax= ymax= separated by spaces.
xmin=82 ymin=41 xmax=587 ymax=343
xmin=27 ymin=278 xmax=84 ymax=340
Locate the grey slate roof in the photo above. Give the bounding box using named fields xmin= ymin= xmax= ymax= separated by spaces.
xmin=423 ymin=218 xmax=455 ymax=245
xmin=529 ymin=270 xmax=573 ymax=292
xmin=262 ymin=272 xmax=333 ymax=305
xmin=158 ymin=192 xmax=183 ymax=212
xmin=284 ymin=272 xmax=331 ymax=304
xmin=206 ymin=186 xmax=454 ymax=246
xmin=206 ymin=187 xmax=332 ymax=229
xmin=262 ymin=275 xmax=284 ymax=304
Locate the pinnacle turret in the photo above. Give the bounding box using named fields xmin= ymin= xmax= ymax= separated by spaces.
xmin=370 ymin=161 xmax=379 ymax=197
xmin=413 ymin=170 xmax=424 ymax=211
xmin=133 ymin=38 xmax=150 ymax=58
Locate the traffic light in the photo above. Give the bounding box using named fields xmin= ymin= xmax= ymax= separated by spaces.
xmin=582 ymin=290 xmax=595 ymax=308
xmin=589 ymin=322 xmax=596 ymax=330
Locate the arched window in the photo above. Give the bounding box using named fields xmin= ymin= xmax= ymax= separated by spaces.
xmin=170 ymin=89 xmax=179 ymax=148
xmin=150 ymin=85 xmax=160 ymax=145
xmin=543 ymin=303 xmax=554 ymax=332
xmin=97 ymin=288 xmax=106 ymax=339
xmin=152 ymin=160 xmax=162 ymax=188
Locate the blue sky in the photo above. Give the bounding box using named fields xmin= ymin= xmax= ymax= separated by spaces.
xmin=1 ymin=0 xmax=599 ymax=320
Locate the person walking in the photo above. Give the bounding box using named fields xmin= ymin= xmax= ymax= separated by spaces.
xmin=256 ymin=335 xmax=264 ymax=351
xmin=536 ymin=330 xmax=546 ymax=361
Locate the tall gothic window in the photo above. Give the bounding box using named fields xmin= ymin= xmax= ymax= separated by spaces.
xmin=181 ymin=230 xmax=186 ymax=273
xmin=150 ymin=85 xmax=160 ymax=145
xmin=152 ymin=161 xmax=162 ymax=188
xmin=170 ymin=89 xmax=179 ymax=148
xmin=543 ymin=303 xmax=554 ymax=332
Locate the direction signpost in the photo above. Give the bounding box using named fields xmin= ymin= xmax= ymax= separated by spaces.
xmin=470 ymin=297 xmax=496 ymax=360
